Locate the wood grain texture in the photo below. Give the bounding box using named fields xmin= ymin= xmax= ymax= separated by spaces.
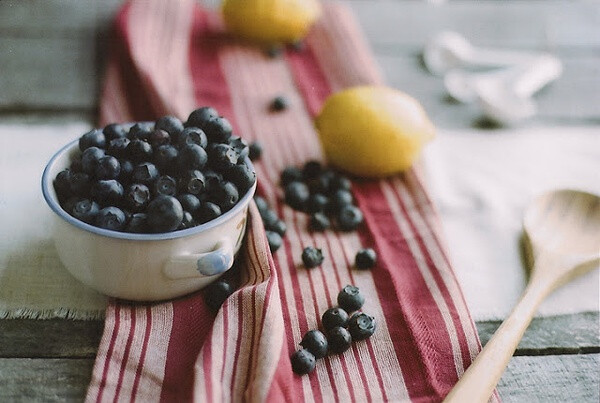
xmin=0 ymin=358 xmax=94 ymax=402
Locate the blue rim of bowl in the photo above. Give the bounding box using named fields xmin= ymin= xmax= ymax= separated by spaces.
xmin=41 ymin=138 xmax=257 ymax=241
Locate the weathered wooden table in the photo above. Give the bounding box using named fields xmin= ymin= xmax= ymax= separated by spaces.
xmin=1 ymin=1 xmax=598 ymax=401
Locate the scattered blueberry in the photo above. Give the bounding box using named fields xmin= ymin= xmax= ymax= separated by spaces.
xmin=270 ymin=220 xmax=287 ymax=237
xmin=302 ymin=246 xmax=324 ymax=268
xmin=327 ymin=326 xmax=352 ymax=354
xmin=266 ymin=230 xmax=283 ymax=252
xmin=306 ymin=193 xmax=329 ymax=213
xmin=254 ymin=196 xmax=269 ymax=214
xmin=203 ymin=279 xmax=234 ymax=311
xmin=337 ymin=205 xmax=364 ymax=231
xmin=95 ymin=206 xmax=126 ymax=231
xmin=321 ymin=307 xmax=349 ymax=331
xmin=348 ymin=313 xmax=376 ymax=341
xmin=290 ymin=349 xmax=316 ymax=375
xmin=280 ymin=166 xmax=303 ymax=186
xmin=337 ymin=285 xmax=365 ymax=312
xmin=309 ymin=212 xmax=330 ymax=232
xmin=291 ymin=40 xmax=305 ymax=52
xmin=330 ymin=189 xmax=353 ymax=210
xmin=270 ymin=95 xmax=289 ymax=112
xmin=285 ymin=181 xmax=310 ymax=210
xmin=260 ymin=208 xmax=279 ymax=229
xmin=266 ymin=45 xmax=283 ymax=58
xmin=330 ymin=175 xmax=352 ymax=192
xmin=302 ymin=160 xmax=322 ymax=179
xmin=300 ymin=330 xmax=328 ymax=359
xmin=146 ymin=195 xmax=184 ymax=232
xmin=355 ymin=248 xmax=377 ymax=269
xmin=248 ymin=141 xmax=262 ymax=161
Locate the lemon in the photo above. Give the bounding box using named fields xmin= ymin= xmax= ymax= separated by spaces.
xmin=222 ymin=0 xmax=322 ymax=44
xmin=315 ymin=86 xmax=435 ymax=178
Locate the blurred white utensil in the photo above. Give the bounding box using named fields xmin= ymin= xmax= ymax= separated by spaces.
xmin=423 ymin=31 xmax=540 ymax=76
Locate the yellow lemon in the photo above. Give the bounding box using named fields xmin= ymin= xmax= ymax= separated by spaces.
xmin=315 ymin=86 xmax=435 ymax=178
xmin=222 ymin=0 xmax=322 ymax=44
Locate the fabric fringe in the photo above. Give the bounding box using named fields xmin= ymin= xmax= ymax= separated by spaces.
xmin=0 ymin=307 xmax=106 ymax=320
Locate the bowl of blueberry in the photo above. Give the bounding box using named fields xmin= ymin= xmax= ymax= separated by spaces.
xmin=41 ymin=107 xmax=257 ymax=301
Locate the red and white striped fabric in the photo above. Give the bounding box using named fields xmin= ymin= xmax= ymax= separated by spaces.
xmin=87 ymin=1 xmax=496 ymax=402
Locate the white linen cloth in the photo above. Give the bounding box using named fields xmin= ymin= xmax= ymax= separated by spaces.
xmin=0 ymin=122 xmax=598 ymax=321
xmin=424 ymin=125 xmax=600 ymax=321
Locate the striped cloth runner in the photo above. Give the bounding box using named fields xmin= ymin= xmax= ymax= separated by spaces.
xmin=87 ymin=1 xmax=495 ymax=401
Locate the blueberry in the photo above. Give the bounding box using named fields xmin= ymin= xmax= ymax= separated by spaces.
xmin=149 ymin=129 xmax=171 ymax=148
xmin=300 ymin=330 xmax=328 ymax=359
xmin=337 ymin=205 xmax=364 ymax=231
xmin=306 ymin=193 xmax=329 ymax=214
xmin=330 ymin=189 xmax=353 ymax=210
xmin=280 ymin=166 xmax=303 ymax=186
xmin=62 ymin=196 xmax=80 ymax=215
xmin=79 ymin=129 xmax=105 ymax=151
xmin=118 ymin=159 xmax=134 ymax=183
xmin=248 ymin=141 xmax=262 ymax=161
xmin=290 ymin=349 xmax=316 ymax=375
xmin=209 ymin=144 xmax=239 ymax=171
xmin=107 ymin=137 xmax=130 ymax=158
xmin=95 ymin=206 xmax=126 ymax=231
xmin=228 ymin=136 xmax=249 ymax=160
xmin=327 ymin=326 xmax=352 ymax=354
xmin=69 ymin=172 xmax=92 ymax=197
xmin=154 ymin=175 xmax=177 ymax=196
xmin=178 ymin=144 xmax=208 ymax=171
xmin=266 ymin=230 xmax=283 ymax=252
xmin=69 ymin=156 xmax=83 ymax=173
xmin=103 ymin=124 xmax=128 ymax=141
xmin=209 ymin=181 xmax=239 ymax=212
xmin=95 ymin=156 xmax=121 ymax=180
xmin=153 ymin=144 xmax=179 ymax=174
xmin=203 ymin=116 xmax=233 ymax=143
xmin=348 ymin=313 xmax=376 ymax=341
xmin=54 ymin=169 xmax=73 ymax=201
xmin=337 ymin=285 xmax=364 ymax=312
xmin=307 ymin=174 xmax=332 ymax=195
xmin=269 ymin=220 xmax=287 ymax=237
xmin=126 ymin=139 xmax=153 ymax=163
xmin=81 ymin=146 xmax=105 ymax=175
xmin=71 ymin=198 xmax=100 ymax=224
xmin=132 ymin=162 xmax=159 ymax=185
xmin=355 ymin=248 xmax=377 ymax=269
xmin=270 ymin=95 xmax=289 ymax=112
xmin=302 ymin=246 xmax=324 ymax=268
xmin=203 ymin=170 xmax=223 ymax=192
xmin=302 ymin=160 xmax=322 ymax=179
xmin=146 ymin=195 xmax=184 ymax=232
xmin=155 ymin=115 xmax=184 ymax=139
xmin=128 ymin=122 xmax=153 ymax=141
xmin=266 ymin=45 xmax=283 ymax=58
xmin=178 ymin=170 xmax=205 ymax=195
xmin=260 ymin=208 xmax=279 ymax=229
xmin=125 ymin=212 xmax=148 ymax=233
xmin=92 ymin=179 xmax=124 ymax=206
xmin=197 ymin=201 xmax=222 ymax=224
xmin=330 ymin=175 xmax=352 ymax=192
xmin=187 ymin=107 xmax=218 ymax=128
xmin=178 ymin=211 xmax=196 ymax=230
xmin=177 ymin=193 xmax=201 ymax=215
xmin=309 ymin=212 xmax=330 ymax=232
xmin=291 ymin=40 xmax=305 ymax=52
xmin=225 ymin=163 xmax=256 ymax=194
xmin=321 ymin=307 xmax=349 ymax=331
xmin=254 ymin=196 xmax=269 ymax=214
xmin=203 ymin=279 xmax=234 ymax=311
xmin=178 ymin=127 xmax=207 ymax=149
xmin=284 ymin=181 xmax=310 ymax=210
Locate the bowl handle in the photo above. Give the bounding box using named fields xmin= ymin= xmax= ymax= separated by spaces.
xmin=163 ymin=239 xmax=234 ymax=279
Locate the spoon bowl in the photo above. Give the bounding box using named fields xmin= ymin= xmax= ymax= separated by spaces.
xmin=444 ymin=189 xmax=600 ymax=402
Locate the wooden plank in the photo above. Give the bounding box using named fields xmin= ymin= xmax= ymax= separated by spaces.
xmin=348 ymin=0 xmax=600 ymax=51
xmin=0 ymin=319 xmax=103 ymax=359
xmin=497 ymin=354 xmax=600 ymax=402
xmin=0 ymin=358 xmax=94 ymax=402
xmin=477 ymin=312 xmax=600 ymax=356
xmin=0 ymin=354 xmax=597 ymax=401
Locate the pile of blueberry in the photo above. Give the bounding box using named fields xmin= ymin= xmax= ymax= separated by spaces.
xmin=290 ymin=285 xmax=377 ymax=375
xmin=280 ymin=161 xmax=364 ymax=232
xmin=52 ymin=107 xmax=256 ymax=233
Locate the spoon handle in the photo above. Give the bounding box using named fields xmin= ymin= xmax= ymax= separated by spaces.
xmin=443 ymin=278 xmax=552 ymax=403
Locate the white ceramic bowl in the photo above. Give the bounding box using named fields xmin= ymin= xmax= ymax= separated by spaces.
xmin=41 ymin=139 xmax=256 ymax=301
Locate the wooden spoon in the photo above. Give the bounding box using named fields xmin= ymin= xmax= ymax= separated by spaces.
xmin=444 ymin=189 xmax=600 ymax=403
